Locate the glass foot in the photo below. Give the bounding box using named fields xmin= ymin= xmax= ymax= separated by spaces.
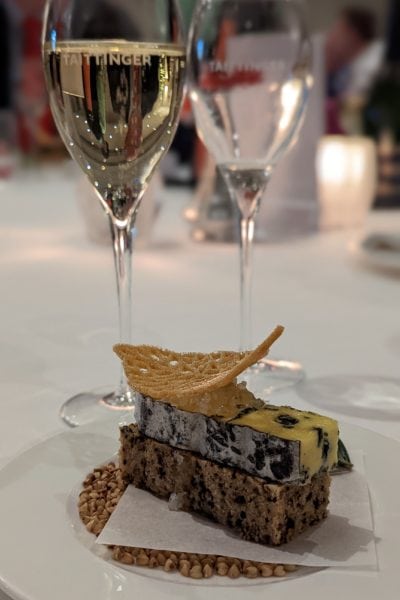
xmin=60 ymin=386 xmax=136 ymax=428
xmin=240 ymin=357 xmax=305 ymax=398
xmin=296 ymin=375 xmax=400 ymax=421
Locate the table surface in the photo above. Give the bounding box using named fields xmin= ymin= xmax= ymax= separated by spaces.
xmin=1 ymin=164 xmax=400 ymax=599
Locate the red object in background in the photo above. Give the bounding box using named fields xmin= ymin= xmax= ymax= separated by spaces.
xmin=0 ymin=142 xmax=15 ymax=179
xmin=181 ymin=95 xmax=191 ymax=118
xmin=326 ymin=98 xmax=345 ymax=134
xmin=17 ymin=14 xmax=51 ymax=153
xmin=23 ymin=16 xmax=41 ymax=57
xmin=39 ymin=107 xmax=58 ymax=137
xmin=201 ymin=68 xmax=263 ymax=92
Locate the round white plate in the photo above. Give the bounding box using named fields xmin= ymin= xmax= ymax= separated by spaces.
xmin=350 ymin=232 xmax=400 ymax=274
xmin=0 ymin=420 xmax=399 ymax=600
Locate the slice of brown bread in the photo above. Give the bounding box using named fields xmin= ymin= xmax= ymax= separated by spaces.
xmin=120 ymin=424 xmax=331 ymax=546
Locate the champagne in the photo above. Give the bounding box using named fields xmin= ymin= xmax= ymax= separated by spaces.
xmin=44 ymin=41 xmax=186 ymax=222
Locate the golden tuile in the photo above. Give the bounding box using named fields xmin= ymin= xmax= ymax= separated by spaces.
xmin=113 ymin=325 xmax=284 ymax=401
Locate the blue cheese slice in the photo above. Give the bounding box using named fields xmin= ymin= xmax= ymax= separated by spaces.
xmin=135 ymin=389 xmax=339 ymax=484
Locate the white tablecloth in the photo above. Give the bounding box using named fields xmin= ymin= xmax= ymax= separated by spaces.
xmin=1 ymin=165 xmax=400 ymax=599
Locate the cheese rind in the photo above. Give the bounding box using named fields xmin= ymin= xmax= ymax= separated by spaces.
xmin=232 ymin=405 xmax=339 ymax=482
xmin=135 ymin=394 xmax=338 ymax=483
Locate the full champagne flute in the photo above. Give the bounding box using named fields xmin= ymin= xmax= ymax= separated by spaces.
xmin=189 ymin=0 xmax=311 ymax=394
xmin=42 ymin=0 xmax=186 ymax=426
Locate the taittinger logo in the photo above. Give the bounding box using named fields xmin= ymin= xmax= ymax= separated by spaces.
xmin=60 ymin=52 xmax=152 ymax=67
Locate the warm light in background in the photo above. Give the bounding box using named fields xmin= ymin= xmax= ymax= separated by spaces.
xmin=316 ymin=135 xmax=377 ymax=229
xmin=278 ymin=78 xmax=304 ymax=132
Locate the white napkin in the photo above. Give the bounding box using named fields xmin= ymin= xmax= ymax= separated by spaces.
xmin=97 ymin=451 xmax=377 ymax=569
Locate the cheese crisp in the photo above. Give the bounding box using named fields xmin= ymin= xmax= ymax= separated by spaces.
xmin=114 ymin=325 xmax=284 ymax=403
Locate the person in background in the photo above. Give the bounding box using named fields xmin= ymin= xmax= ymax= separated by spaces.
xmin=325 ymin=7 xmax=384 ymax=134
xmin=326 ymin=7 xmax=384 ymax=100
xmin=0 ymin=1 xmax=21 ymax=135
xmin=0 ymin=1 xmax=21 ymax=176
xmin=15 ymin=0 xmax=64 ymax=156
xmin=0 ymin=3 xmax=12 ymax=112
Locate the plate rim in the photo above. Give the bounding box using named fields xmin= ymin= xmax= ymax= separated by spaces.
xmin=350 ymin=233 xmax=400 ymax=273
xmin=0 ymin=419 xmax=398 ymax=600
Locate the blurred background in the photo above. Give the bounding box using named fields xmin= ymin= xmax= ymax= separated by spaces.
xmin=0 ymin=0 xmax=399 ymax=222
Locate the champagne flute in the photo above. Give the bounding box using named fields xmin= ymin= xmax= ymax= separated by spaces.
xmin=189 ymin=0 xmax=311 ymax=395
xmin=42 ymin=0 xmax=186 ymax=426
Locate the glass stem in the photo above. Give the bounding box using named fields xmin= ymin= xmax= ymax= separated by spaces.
xmin=239 ymin=216 xmax=255 ymax=351
xmin=221 ymin=168 xmax=270 ymax=351
xmin=110 ymin=218 xmax=135 ymax=405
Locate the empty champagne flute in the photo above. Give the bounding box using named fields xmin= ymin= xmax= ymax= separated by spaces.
xmin=42 ymin=0 xmax=186 ymax=426
xmin=189 ymin=0 xmax=312 ymax=395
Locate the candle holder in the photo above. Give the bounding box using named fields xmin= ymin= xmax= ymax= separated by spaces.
xmin=316 ymin=136 xmax=377 ymax=230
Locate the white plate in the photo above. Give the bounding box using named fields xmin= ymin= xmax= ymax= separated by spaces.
xmin=350 ymin=232 xmax=400 ymax=274
xmin=0 ymin=420 xmax=399 ymax=600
